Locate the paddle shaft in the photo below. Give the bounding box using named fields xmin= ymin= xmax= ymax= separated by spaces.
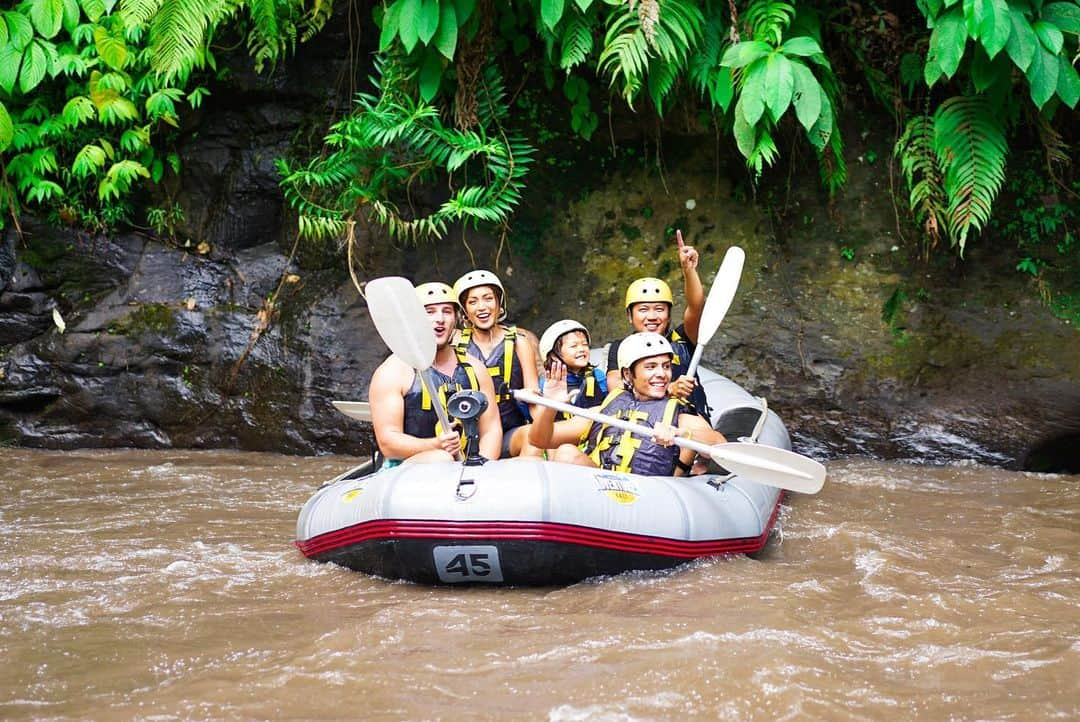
xmin=685 ymin=246 xmax=745 ymax=378
xmin=516 ymin=389 xmax=718 ymax=458
xmin=514 ymin=389 xmax=825 ymax=494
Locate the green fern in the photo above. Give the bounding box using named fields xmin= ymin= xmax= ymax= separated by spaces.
xmin=745 ymin=0 xmax=795 ymax=45
xmin=279 ymin=57 xmax=533 ymax=246
xmin=560 ymin=13 xmax=593 ymax=71
xmin=597 ymin=0 xmax=704 ymax=109
xmin=933 ymin=95 xmax=1007 ymax=254
xmin=895 ymin=114 xmax=947 ymax=253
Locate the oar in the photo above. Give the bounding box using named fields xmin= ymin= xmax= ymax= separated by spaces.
xmin=685 ymin=245 xmax=746 ymax=378
xmin=332 ymin=400 xmax=371 ymax=423
xmin=515 ymin=389 xmax=825 ymax=494
xmin=366 ymin=276 xmax=461 ymax=460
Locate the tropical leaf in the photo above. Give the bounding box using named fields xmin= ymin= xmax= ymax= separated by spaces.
xmin=19 ymin=41 xmax=50 ymax=94
xmin=1026 ymin=44 xmax=1060 ymax=108
xmin=560 ymin=13 xmax=592 ymax=70
xmin=431 ymin=1 xmax=457 ymax=59
xmin=895 ymin=113 xmax=946 ymax=251
xmin=0 ymin=102 xmax=12 ymax=152
xmin=62 ymin=95 xmax=97 ymax=126
xmin=30 ymin=0 xmax=65 ymax=39
xmin=933 ymin=95 xmax=1007 ymax=253
xmin=1005 ymin=5 xmax=1038 ymax=71
xmin=745 ymin=0 xmax=795 ymax=45
xmin=927 ymin=7 xmax=968 ymax=82
xmin=542 ymin=0 xmax=565 ymax=32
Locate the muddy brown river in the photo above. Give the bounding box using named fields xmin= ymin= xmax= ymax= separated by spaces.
xmin=1 ymin=450 xmax=1076 ymax=720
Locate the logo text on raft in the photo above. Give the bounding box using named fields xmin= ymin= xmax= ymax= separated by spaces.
xmin=593 ymin=473 xmax=640 ymax=504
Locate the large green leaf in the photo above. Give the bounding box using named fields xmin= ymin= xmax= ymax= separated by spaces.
xmin=1041 ymin=2 xmax=1080 ymax=35
xmin=416 ymin=0 xmax=440 ymax=45
xmin=1056 ymin=52 xmax=1080 ymax=107
xmin=1006 ymin=5 xmax=1038 ymax=71
xmin=719 ymin=41 xmax=772 ymax=69
xmin=4 ymin=11 xmax=34 ymax=49
xmin=732 ymin=96 xmax=756 ymax=158
xmin=0 ymin=102 xmax=12 ymax=152
xmin=0 ymin=45 xmax=20 ymax=94
xmin=929 ymin=8 xmax=968 ymax=79
xmin=763 ymin=53 xmax=794 ymax=122
xmin=1026 ymin=44 xmax=1060 ymax=107
xmin=807 ymin=91 xmax=833 ymax=151
xmin=1033 ymin=20 xmax=1064 ymax=53
xmin=94 ymin=24 xmax=128 ymax=70
xmin=61 ymin=0 xmax=80 ymax=33
xmin=19 ymin=41 xmax=49 ymax=94
xmin=740 ymin=60 xmax=767 ymax=125
xmin=30 ymin=0 xmax=64 ymax=39
xmin=81 ymin=0 xmax=106 ymax=23
xmin=379 ymin=0 xmax=403 ymax=52
xmin=791 ymin=61 xmax=822 ymax=133
xmin=780 ymin=36 xmax=823 ymax=57
xmin=398 ymin=0 xmax=422 ymax=53
xmin=62 ymin=95 xmax=96 ymax=126
xmin=418 ymin=49 xmax=442 ymax=101
xmin=541 ymin=0 xmax=565 ymax=32
xmin=432 ymin=2 xmax=457 ymax=59
xmin=964 ymin=0 xmax=1010 ymax=58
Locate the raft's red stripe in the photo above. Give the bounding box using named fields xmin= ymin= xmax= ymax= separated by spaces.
xmin=295 ymin=495 xmax=784 ymax=560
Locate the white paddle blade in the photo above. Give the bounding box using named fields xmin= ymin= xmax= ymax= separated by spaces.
xmin=708 ymin=442 xmax=826 ymax=494
xmin=366 ymin=277 xmax=436 ymax=371
xmin=696 ymin=246 xmax=745 ymax=347
xmin=332 ymin=400 xmax=372 ymax=423
xmin=516 ymin=389 xmax=826 ymax=494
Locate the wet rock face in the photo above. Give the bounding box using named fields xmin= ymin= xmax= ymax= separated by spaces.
xmin=0 ymin=222 xmax=383 ymax=456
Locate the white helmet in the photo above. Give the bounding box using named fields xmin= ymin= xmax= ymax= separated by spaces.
xmin=616 ymin=332 xmax=673 ymax=371
xmin=414 ymin=282 xmax=459 ymax=309
xmin=453 ymin=270 xmax=507 ymax=322
xmin=539 ymin=319 xmax=590 ymax=361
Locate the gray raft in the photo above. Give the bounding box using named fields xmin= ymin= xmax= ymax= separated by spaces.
xmin=296 ymin=369 xmax=790 ymax=585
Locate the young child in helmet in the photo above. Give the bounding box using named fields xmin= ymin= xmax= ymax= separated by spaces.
xmin=530 ymin=332 xmax=725 ymax=477
xmin=606 ymin=229 xmax=710 ymax=416
xmin=453 ymin=269 xmax=542 ymax=458
xmin=537 ymin=319 xmax=607 ymax=418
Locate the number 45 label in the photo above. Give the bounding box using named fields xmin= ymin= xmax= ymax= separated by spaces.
xmin=433 ymin=545 xmax=504 ymax=583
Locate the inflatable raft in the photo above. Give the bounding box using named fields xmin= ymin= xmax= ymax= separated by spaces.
xmin=295 ymin=368 xmax=797 ymax=585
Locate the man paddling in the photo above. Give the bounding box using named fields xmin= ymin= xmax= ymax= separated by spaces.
xmin=369 ymin=282 xmax=502 ymax=464
xmin=530 ymin=332 xmax=725 ymax=476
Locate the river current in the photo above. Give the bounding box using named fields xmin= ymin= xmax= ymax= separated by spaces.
xmin=1 ymin=449 xmax=1076 ymax=720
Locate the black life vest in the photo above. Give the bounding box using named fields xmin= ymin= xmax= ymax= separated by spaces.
xmin=583 ymin=389 xmax=683 ymax=476
xmin=399 ymin=362 xmax=480 ymax=445
xmin=457 ymin=324 xmax=528 ymax=430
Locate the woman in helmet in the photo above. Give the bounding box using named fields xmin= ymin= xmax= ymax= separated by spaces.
xmin=453 ymin=269 xmax=541 ymax=458
xmin=537 ymin=319 xmax=607 ymax=418
xmin=530 ymin=332 xmax=725 ymax=477
xmin=369 ymin=282 xmax=502 ymax=464
xmin=605 ymin=230 xmax=709 ymax=415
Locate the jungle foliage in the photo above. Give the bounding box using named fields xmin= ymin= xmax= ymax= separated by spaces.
xmin=0 ymin=0 xmax=329 ymax=230
xmin=1 ymin=0 xmax=1078 ymax=265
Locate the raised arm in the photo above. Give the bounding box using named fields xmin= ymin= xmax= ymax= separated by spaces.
xmin=528 ymin=360 xmax=591 ymax=449
xmin=677 ymin=229 xmax=704 ymax=342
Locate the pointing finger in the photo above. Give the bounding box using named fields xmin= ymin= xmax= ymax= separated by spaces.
xmin=676 ymin=229 xmax=685 ymax=251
